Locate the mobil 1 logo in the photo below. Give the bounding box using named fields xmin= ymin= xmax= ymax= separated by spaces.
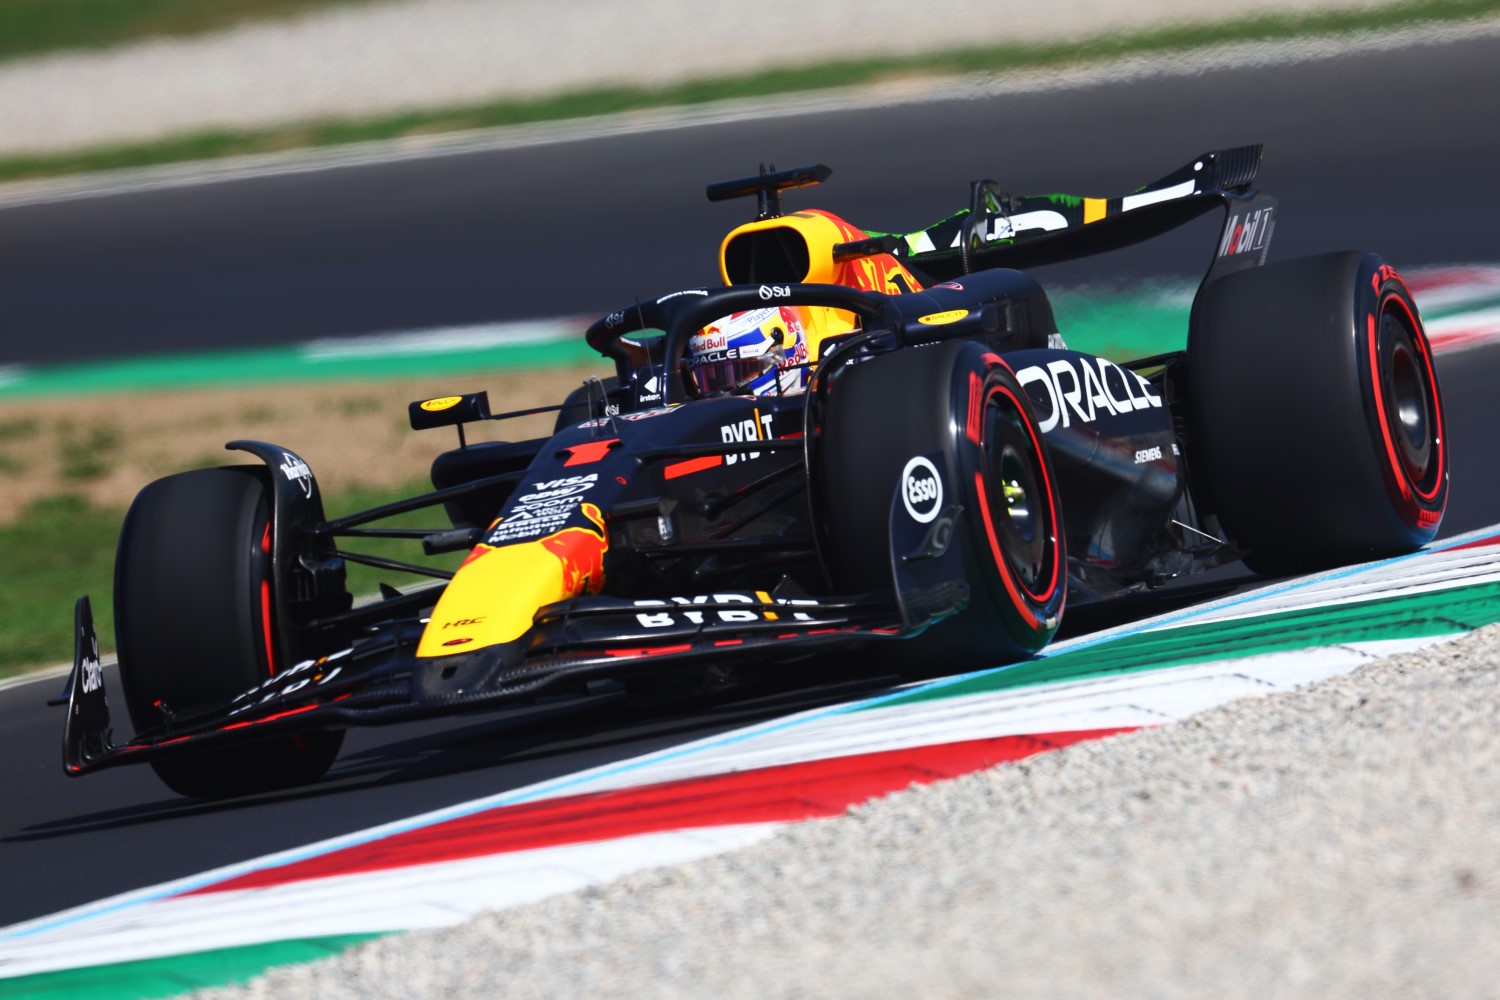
xmin=901 ymin=455 xmax=943 ymax=523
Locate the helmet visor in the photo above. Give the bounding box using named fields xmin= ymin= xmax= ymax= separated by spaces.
xmin=686 ymin=352 xmax=775 ymax=397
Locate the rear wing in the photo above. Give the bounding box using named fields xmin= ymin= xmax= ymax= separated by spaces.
xmin=884 ymin=144 xmax=1276 ymax=283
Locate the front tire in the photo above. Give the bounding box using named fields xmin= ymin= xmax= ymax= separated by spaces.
xmin=1188 ymin=251 xmax=1447 ymax=574
xmin=115 ymin=466 xmax=343 ymax=798
xmin=819 ymin=340 xmax=1065 ymax=676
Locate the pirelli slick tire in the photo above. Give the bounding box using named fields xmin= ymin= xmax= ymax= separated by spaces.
xmin=115 ymin=467 xmax=343 ymax=798
xmin=820 ymin=339 xmax=1066 ymax=676
xmin=1188 ymin=251 xmax=1448 ymax=575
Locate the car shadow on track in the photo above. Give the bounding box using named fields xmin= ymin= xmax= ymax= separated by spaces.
xmin=8 ymin=570 xmax=1266 ymax=844
xmin=321 ymin=668 xmax=903 ymax=787
xmin=1055 ymin=571 xmax=1258 ymax=641
xmin=6 ymin=668 xmax=902 ymax=842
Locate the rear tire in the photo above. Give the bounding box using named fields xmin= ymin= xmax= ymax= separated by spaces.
xmin=115 ymin=466 xmax=343 ymax=798
xmin=820 ymin=340 xmax=1065 ymax=676
xmin=1188 ymin=251 xmax=1447 ymax=574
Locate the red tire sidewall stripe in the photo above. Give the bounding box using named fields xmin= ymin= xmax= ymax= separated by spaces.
xmin=259 ymin=520 xmax=277 ymax=676
xmin=1388 ymin=291 xmax=1445 ymax=503
xmin=1366 ymin=287 xmax=1445 ymax=513
xmin=971 ymin=377 xmax=1062 ymax=622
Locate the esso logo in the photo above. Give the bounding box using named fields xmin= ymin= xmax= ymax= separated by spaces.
xmin=901 ymin=456 xmax=943 ymax=523
xmin=907 ymin=474 xmax=939 ymax=505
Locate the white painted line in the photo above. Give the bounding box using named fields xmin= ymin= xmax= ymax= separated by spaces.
xmin=0 ymin=662 xmax=72 ymax=694
xmin=1158 ymin=546 xmax=1500 ymax=629
xmin=300 ymin=317 xmax=584 ymax=360
xmin=558 ymin=636 xmax=1455 ymax=795
xmin=1407 ymin=264 xmax=1500 ymax=311
xmin=1425 ymin=305 xmax=1500 ymax=353
xmin=0 ymin=629 xmax=1464 ymax=978
xmin=0 ymin=672 xmax=880 ymax=944
xmin=3 ymin=17 xmax=1499 ymax=212
xmin=0 ymin=824 xmax=782 ymax=979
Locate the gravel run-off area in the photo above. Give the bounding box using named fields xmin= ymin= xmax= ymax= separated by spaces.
xmin=0 ymin=0 xmax=1417 ymax=154
xmin=195 ymin=624 xmax=1500 ymax=999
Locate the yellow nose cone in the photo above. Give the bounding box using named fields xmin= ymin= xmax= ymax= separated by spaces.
xmin=417 ymin=503 xmax=608 ymax=658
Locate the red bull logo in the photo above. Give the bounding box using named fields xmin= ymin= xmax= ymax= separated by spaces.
xmin=540 ymin=503 xmax=608 ymax=596
xmin=804 ymin=209 xmax=923 ymax=296
xmin=417 ymin=502 xmax=610 ymax=658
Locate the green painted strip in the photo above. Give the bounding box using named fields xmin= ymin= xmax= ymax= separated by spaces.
xmin=1422 ymin=293 xmax=1500 ymax=320
xmin=0 ymin=934 xmax=383 ymax=999
xmin=1 ymin=282 xmax=1486 ymax=401
xmin=0 ymin=293 xmax=1184 ymax=400
xmin=0 ymin=337 xmax=598 ymax=399
xmin=875 ymin=579 xmax=1500 ymax=710
xmin=1049 ymin=287 xmax=1190 ymax=360
xmin=1048 ymin=280 xmax=1500 ymax=360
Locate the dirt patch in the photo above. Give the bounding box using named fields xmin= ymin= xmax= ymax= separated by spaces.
xmin=0 ymin=365 xmax=604 ymax=521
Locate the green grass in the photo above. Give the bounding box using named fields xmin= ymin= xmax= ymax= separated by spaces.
xmin=334 ymin=479 xmax=468 ymax=600
xmin=0 ymin=416 xmax=39 ymax=440
xmin=1 ymin=0 xmax=1496 ymax=184
xmin=0 ymin=0 xmax=382 ymax=63
xmin=1 ymin=494 xmax=121 ymax=676
xmin=0 ymin=478 xmax=462 ymax=679
xmin=57 ymin=424 xmax=121 ymax=481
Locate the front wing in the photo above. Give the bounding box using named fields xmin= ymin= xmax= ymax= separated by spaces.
xmin=61 ymin=585 xmax=947 ymax=776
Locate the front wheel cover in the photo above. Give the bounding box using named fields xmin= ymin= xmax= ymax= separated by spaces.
xmin=818 ymin=340 xmax=1064 ymax=671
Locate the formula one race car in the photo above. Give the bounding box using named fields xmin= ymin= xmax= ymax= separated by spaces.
xmin=58 ymin=145 xmax=1448 ymax=797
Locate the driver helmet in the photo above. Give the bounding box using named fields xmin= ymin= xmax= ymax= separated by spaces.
xmin=686 ymin=306 xmax=809 ymax=397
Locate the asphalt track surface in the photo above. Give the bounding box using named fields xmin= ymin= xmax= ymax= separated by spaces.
xmin=4 ymin=34 xmax=1500 ymax=931
xmin=2 ymin=32 xmax=1499 ymax=365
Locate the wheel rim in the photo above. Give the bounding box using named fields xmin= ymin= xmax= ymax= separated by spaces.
xmin=984 ymin=393 xmax=1053 ymax=596
xmin=1380 ymin=307 xmax=1432 ymax=485
xmin=1374 ymin=293 xmax=1446 ymax=506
